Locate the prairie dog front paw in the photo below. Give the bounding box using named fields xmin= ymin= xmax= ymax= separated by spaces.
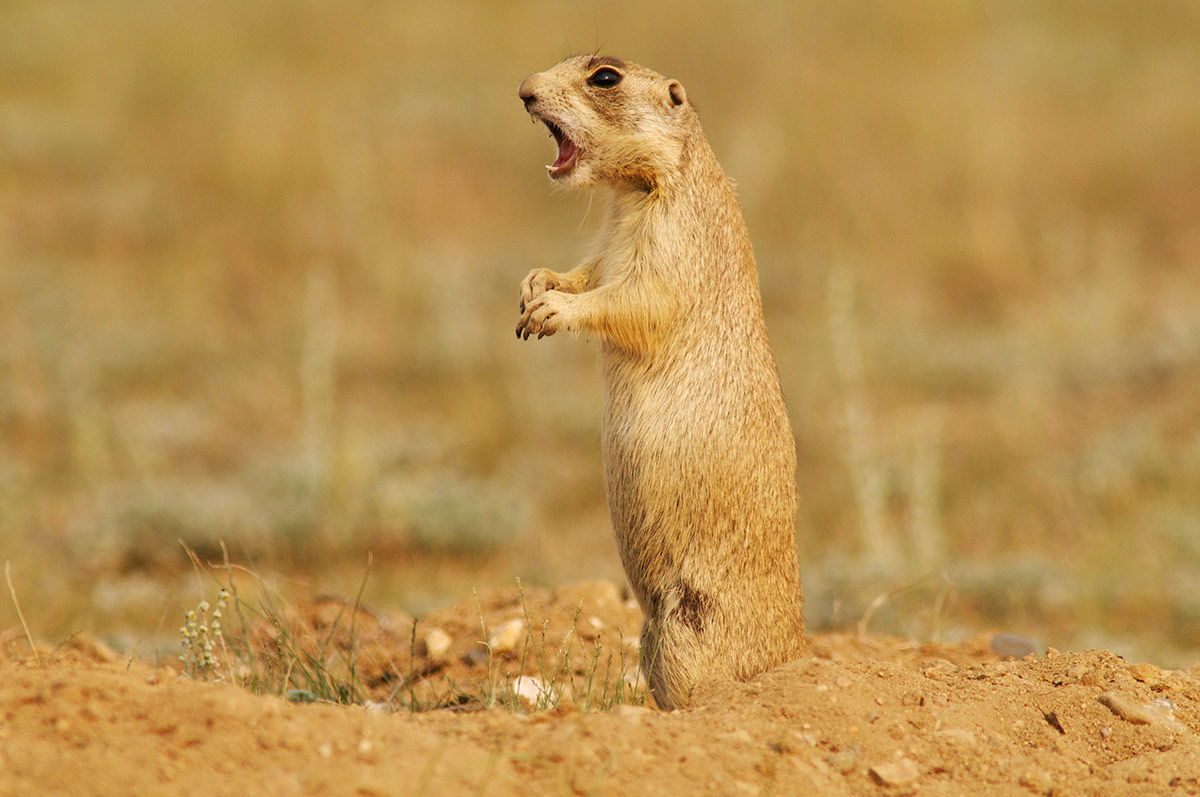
xmin=515 ymin=290 xmax=577 ymax=340
xmin=519 ymin=268 xmax=569 ymax=313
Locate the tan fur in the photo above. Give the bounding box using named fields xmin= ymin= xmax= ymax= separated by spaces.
xmin=515 ymin=55 xmax=806 ymax=709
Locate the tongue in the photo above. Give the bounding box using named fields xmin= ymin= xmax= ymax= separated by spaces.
xmin=552 ymin=137 xmax=576 ymax=170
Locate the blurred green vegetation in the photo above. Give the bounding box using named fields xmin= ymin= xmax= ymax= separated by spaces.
xmin=1 ymin=1 xmax=1198 ymax=666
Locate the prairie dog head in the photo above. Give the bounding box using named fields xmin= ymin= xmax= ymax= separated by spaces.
xmin=518 ymin=55 xmax=694 ymax=191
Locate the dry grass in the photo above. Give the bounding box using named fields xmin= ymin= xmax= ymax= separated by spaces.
xmin=170 ymin=544 xmax=647 ymax=713
xmin=1 ymin=1 xmax=1198 ymax=667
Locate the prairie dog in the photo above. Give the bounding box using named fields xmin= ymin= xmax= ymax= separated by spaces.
xmin=515 ymin=55 xmax=805 ymax=709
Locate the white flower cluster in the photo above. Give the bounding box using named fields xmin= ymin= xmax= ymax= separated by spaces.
xmin=179 ymin=589 xmax=230 ymax=680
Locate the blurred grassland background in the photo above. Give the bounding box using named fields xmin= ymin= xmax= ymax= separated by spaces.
xmin=1 ymin=1 xmax=1198 ymax=665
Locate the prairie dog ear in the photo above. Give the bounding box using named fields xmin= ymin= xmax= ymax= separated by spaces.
xmin=667 ymin=80 xmax=686 ymax=107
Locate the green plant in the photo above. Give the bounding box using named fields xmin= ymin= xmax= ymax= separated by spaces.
xmin=180 ymin=542 xmax=371 ymax=704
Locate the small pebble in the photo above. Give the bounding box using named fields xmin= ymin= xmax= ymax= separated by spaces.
xmin=617 ymin=705 xmax=650 ymax=723
xmin=1129 ymin=663 xmax=1158 ymax=682
xmin=488 ymin=619 xmax=525 ymax=653
xmin=1019 ymin=771 xmax=1052 ymax=791
xmin=827 ymin=749 xmax=860 ymax=774
xmin=509 ymin=675 xmax=546 ymax=704
xmin=1098 ymin=691 xmax=1186 ymax=731
xmin=870 ymin=757 xmax=920 ymax=786
xmin=424 ymin=628 xmax=452 ymax=660
xmin=937 ymin=728 xmax=977 ymax=747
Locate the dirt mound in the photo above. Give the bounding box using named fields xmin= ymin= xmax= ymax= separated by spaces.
xmin=3 ymin=581 xmax=1199 ymax=795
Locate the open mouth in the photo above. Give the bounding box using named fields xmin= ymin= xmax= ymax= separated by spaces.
xmin=541 ymin=119 xmax=579 ymax=178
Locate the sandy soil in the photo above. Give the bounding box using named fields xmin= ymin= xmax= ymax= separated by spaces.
xmin=3 ymin=581 xmax=1199 ymax=796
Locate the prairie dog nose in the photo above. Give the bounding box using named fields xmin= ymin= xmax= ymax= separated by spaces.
xmin=518 ymin=76 xmax=537 ymax=109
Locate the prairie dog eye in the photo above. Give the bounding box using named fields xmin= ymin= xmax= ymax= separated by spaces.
xmin=587 ymin=67 xmax=623 ymax=88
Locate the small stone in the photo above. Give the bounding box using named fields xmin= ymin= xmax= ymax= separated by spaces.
xmin=1098 ymin=692 xmax=1186 ymax=731
xmin=1130 ymin=663 xmax=1157 ymax=682
xmin=869 ymin=757 xmax=921 ymax=786
xmin=1129 ymin=662 xmax=1166 ymax=689
xmin=827 ymin=749 xmax=860 ymax=774
xmin=937 ymin=728 xmax=977 ymax=747
xmin=1019 ymin=771 xmax=1052 ymax=791
xmin=922 ymin=660 xmax=955 ymax=679
xmin=424 ymin=628 xmax=452 ymax=660
xmin=488 ymin=619 xmax=525 ymax=653
xmin=718 ymin=729 xmax=754 ymax=745
xmin=617 ymin=705 xmax=650 ymax=723
xmin=509 ymin=675 xmax=547 ymax=705
xmin=1099 ymin=692 xmax=1153 ymax=724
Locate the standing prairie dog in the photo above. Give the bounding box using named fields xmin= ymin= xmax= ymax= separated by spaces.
xmin=515 ymin=55 xmax=805 ymax=709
